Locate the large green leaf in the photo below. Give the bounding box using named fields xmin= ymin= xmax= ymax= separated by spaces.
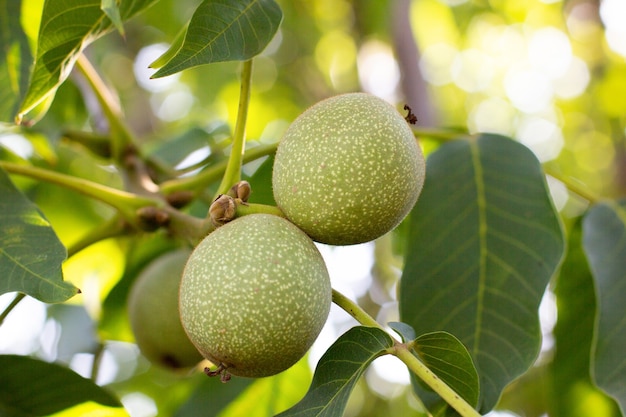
xmin=583 ymin=200 xmax=626 ymax=414
xmin=550 ymin=218 xmax=620 ymax=416
xmin=277 ymin=326 xmax=394 ymax=417
xmin=0 ymin=167 xmax=78 ymax=303
xmin=17 ymin=0 xmax=157 ymax=121
xmin=0 ymin=354 xmax=122 ymax=416
xmin=400 ymin=134 xmax=565 ymax=413
xmin=0 ymin=0 xmax=33 ymax=122
xmin=152 ymin=0 xmax=283 ymax=78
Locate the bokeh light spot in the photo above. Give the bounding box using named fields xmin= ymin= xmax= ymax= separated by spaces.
xmin=357 ymin=40 xmax=400 ymax=102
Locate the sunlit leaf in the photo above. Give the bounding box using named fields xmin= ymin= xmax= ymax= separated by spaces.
xmin=101 ymin=0 xmax=125 ymax=36
xmin=400 ymin=134 xmax=565 ymax=413
xmin=0 ymin=354 xmax=122 ymax=416
xmin=583 ymin=200 xmax=626 ymax=415
xmin=174 ymin=373 xmax=253 ymax=417
xmin=0 ymin=0 xmax=33 ymax=122
xmin=152 ymin=0 xmax=283 ymax=78
xmin=49 ymin=401 xmax=129 ymax=417
xmin=18 ymin=0 xmax=157 ymax=121
xmin=277 ymin=326 xmax=394 ymax=417
xmin=215 ymin=356 xmax=311 ymax=417
xmin=0 ymin=167 xmax=78 ymax=303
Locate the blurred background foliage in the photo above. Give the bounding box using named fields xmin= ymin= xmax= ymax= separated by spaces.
xmin=1 ymin=0 xmax=625 ymax=416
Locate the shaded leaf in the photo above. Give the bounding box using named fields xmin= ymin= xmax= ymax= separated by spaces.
xmin=550 ymin=218 xmax=620 ymax=416
xmin=0 ymin=354 xmax=121 ymax=416
xmin=583 ymin=200 xmax=626 ymax=414
xmin=0 ymin=0 xmax=33 ymax=122
xmin=400 ymin=134 xmax=565 ymax=412
xmin=388 ymin=321 xmax=416 ymax=342
xmin=152 ymin=0 xmax=283 ymax=78
xmin=0 ymin=167 xmax=78 ymax=303
xmin=18 ymin=0 xmax=157 ymax=121
xmin=277 ymin=326 xmax=394 ymax=417
xmin=245 ymin=153 xmax=276 ymax=206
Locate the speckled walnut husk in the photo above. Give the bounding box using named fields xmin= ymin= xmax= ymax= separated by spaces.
xmin=179 ymin=214 xmax=331 ymax=378
xmin=272 ymin=93 xmax=425 ymax=245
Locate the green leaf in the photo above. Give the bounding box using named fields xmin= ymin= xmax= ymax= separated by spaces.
xmin=388 ymin=321 xmax=416 ymax=342
xmin=18 ymin=0 xmax=157 ymax=121
xmin=216 ymin=356 xmax=311 ymax=416
xmin=550 ymin=218 xmax=620 ymax=416
xmin=0 ymin=354 xmax=121 ymax=416
xmin=400 ymin=134 xmax=565 ymax=413
xmin=174 ymin=374 xmax=253 ymax=417
xmin=245 ymin=153 xmax=276 ymax=206
xmin=277 ymin=326 xmax=394 ymax=417
xmin=389 ymin=322 xmax=480 ymax=411
xmin=0 ymin=0 xmax=33 ymax=122
xmin=583 ymin=200 xmax=626 ymax=414
xmin=101 ymin=0 xmax=125 ymax=36
xmin=152 ymin=0 xmax=283 ymax=78
xmin=0 ymin=167 xmax=79 ymax=303
xmin=413 ymin=331 xmax=480 ymax=411
xmin=149 ymin=23 xmax=188 ymax=69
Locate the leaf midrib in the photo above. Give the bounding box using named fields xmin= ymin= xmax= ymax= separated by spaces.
xmin=470 ymin=140 xmax=487 ymax=360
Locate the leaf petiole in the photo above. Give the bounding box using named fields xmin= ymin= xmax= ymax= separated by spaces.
xmin=215 ymin=59 xmax=254 ymax=198
xmin=331 ymin=288 xmax=481 ymax=417
xmin=75 ymin=54 xmax=135 ymax=163
xmin=392 ymin=345 xmax=482 ymax=417
xmin=0 ymin=162 xmax=159 ymax=225
xmin=235 ymin=202 xmax=286 ymax=218
xmin=0 ymin=293 xmax=26 ymax=327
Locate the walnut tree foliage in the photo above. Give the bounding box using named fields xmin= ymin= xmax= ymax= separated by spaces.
xmin=0 ymin=1 xmax=624 ymax=416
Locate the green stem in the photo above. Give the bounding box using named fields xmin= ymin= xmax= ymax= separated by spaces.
xmin=331 ymin=289 xmax=384 ymax=330
xmin=160 ymin=143 xmax=277 ymax=195
xmin=0 ymin=293 xmax=26 ymax=326
xmin=215 ymin=59 xmax=254 ymax=198
xmin=543 ymin=166 xmax=602 ymax=204
xmin=0 ymin=161 xmax=159 ymax=223
xmin=163 ymin=205 xmax=214 ymax=246
xmin=236 ymin=202 xmax=286 ymax=218
xmin=393 ymin=345 xmax=482 ymax=417
xmin=66 ymin=215 xmax=129 ymax=257
xmin=331 ymin=288 xmax=480 ymax=417
xmin=76 ymin=54 xmax=135 ymax=163
xmin=91 ymin=342 xmax=106 ymax=382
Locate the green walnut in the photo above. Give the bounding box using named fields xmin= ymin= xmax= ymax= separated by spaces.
xmin=272 ymin=93 xmax=426 ymax=245
xmin=127 ymin=249 xmax=203 ymax=369
xmin=179 ymin=214 xmax=331 ymax=378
